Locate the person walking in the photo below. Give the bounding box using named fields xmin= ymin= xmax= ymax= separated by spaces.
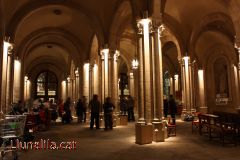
xmin=89 ymin=95 xmax=100 ymax=129
xmin=103 ymin=97 xmax=115 ymax=130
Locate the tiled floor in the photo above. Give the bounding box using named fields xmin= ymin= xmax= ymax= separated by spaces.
xmin=15 ymin=119 xmax=240 ymax=160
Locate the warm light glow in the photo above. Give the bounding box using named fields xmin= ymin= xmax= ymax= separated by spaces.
xmin=3 ymin=41 xmax=12 ymax=57
xmin=61 ymin=81 xmax=67 ymax=101
xmin=101 ymin=49 xmax=109 ymax=57
xmin=75 ymin=68 xmax=79 ymax=75
xmin=139 ymin=18 xmax=151 ymax=26
xmin=198 ymin=70 xmax=204 ymax=90
xmin=183 ymin=56 xmax=190 ymax=65
xmin=93 ymin=64 xmax=99 ymax=95
xmin=13 ymin=60 xmax=21 ymax=102
xmin=114 ymin=50 xmax=120 ymax=61
xmin=101 ymin=48 xmax=109 ymax=98
xmin=174 ymin=74 xmax=179 ymax=91
xmin=84 ymin=63 xmax=90 ymax=81
xmin=24 ymin=76 xmax=28 ymax=82
xmin=132 ymin=58 xmax=139 ymax=69
xmin=67 ymin=76 xmax=71 ymax=82
xmin=198 ymin=69 xmax=205 ymax=109
xmin=83 ymin=63 xmax=90 ymax=102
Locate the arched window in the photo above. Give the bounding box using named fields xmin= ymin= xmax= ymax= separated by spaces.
xmin=36 ymin=71 xmax=58 ymax=101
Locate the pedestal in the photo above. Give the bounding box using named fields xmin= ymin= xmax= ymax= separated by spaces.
xmin=181 ymin=109 xmax=187 ymax=120
xmin=112 ymin=114 xmax=117 ymax=127
xmin=99 ymin=113 xmax=104 ymax=128
xmin=135 ymin=123 xmax=153 ymax=145
xmin=152 ymin=122 xmax=165 ymax=142
xmin=119 ymin=115 xmax=128 ymax=125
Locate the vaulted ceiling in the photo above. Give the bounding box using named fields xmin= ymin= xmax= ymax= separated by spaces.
xmin=0 ymin=0 xmax=239 ymax=78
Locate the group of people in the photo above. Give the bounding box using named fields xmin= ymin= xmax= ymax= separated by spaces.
xmin=88 ymin=95 xmax=115 ymax=130
xmin=119 ymin=95 xmax=135 ymax=121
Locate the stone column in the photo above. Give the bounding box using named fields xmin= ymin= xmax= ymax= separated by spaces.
xmin=198 ymin=69 xmax=207 ymax=113
xmin=137 ymin=24 xmax=145 ymax=123
xmin=1 ymin=41 xmax=13 ymax=114
xmin=101 ymin=48 xmax=110 ymax=101
xmin=174 ymin=74 xmax=179 ymax=93
xmin=61 ymin=80 xmax=67 ymax=101
xmin=189 ymin=61 xmax=195 ymax=114
xmin=89 ymin=64 xmax=94 ymax=102
xmin=135 ymin=18 xmax=153 ymax=145
xmin=111 ymin=51 xmax=119 ymax=112
xmin=235 ymin=46 xmax=240 ymax=110
xmin=83 ymin=63 xmax=90 ymax=104
xmin=151 ymin=20 xmax=165 ymax=142
xmin=129 ymin=72 xmax=134 ymax=98
xmin=6 ymin=48 xmax=13 ymax=112
xmin=13 ymin=59 xmax=21 ymax=103
xmin=93 ymin=63 xmax=99 ymax=95
xmin=111 ymin=51 xmax=120 ymax=126
xmin=181 ymin=56 xmax=192 ymax=119
xmin=75 ymin=68 xmax=79 ymax=99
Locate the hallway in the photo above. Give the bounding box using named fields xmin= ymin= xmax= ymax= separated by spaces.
xmin=20 ymin=120 xmax=240 ymax=160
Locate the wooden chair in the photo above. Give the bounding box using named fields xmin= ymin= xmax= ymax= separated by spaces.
xmin=192 ymin=112 xmax=201 ymax=133
xmin=167 ymin=117 xmax=176 ymax=137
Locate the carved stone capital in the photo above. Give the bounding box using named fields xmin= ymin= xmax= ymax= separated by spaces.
xmin=137 ymin=22 xmax=143 ymax=35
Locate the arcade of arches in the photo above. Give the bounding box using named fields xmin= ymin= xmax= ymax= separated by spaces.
xmin=1 ymin=0 xmax=240 ymax=147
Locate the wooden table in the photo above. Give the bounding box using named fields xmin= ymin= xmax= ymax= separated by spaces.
xmin=199 ymin=114 xmax=219 ymax=139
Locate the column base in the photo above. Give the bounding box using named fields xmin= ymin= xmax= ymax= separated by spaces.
xmin=161 ymin=119 xmax=168 ymax=139
xmin=112 ymin=114 xmax=118 ymax=127
xmin=119 ymin=115 xmax=128 ymax=126
xmin=99 ymin=113 xmax=104 ymax=128
xmin=152 ymin=122 xmax=164 ymax=142
xmin=181 ymin=109 xmax=187 ymax=121
xmin=135 ymin=123 xmax=153 ymax=145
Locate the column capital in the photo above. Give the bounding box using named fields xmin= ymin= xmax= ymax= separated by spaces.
xmin=137 ymin=22 xmax=143 ymax=35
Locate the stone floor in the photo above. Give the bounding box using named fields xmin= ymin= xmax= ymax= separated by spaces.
xmin=16 ymin=119 xmax=240 ymax=160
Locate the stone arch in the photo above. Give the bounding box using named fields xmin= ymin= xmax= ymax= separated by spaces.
xmin=17 ymin=27 xmax=83 ymax=67
xmin=190 ymin=12 xmax=235 ymax=60
xmin=6 ymin=0 xmax=104 ymax=44
xmin=109 ymin=0 xmax=134 ymax=49
xmin=205 ymin=44 xmax=235 ymax=112
xmin=162 ymin=13 xmax=185 ymax=58
xmin=89 ymin=34 xmax=99 ymax=63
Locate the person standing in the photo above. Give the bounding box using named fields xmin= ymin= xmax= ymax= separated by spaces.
xmin=127 ymin=95 xmax=135 ymax=121
xmin=103 ymin=97 xmax=115 ymax=130
xmin=168 ymin=95 xmax=177 ymax=124
xmin=89 ymin=95 xmax=100 ymax=129
xmin=63 ymin=97 xmax=72 ymax=124
xmin=82 ymin=96 xmax=87 ymax=123
xmin=76 ymin=98 xmax=83 ymax=123
xmin=163 ymin=97 xmax=169 ymax=118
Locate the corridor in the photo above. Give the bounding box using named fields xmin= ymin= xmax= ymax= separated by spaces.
xmin=20 ymin=120 xmax=240 ymax=160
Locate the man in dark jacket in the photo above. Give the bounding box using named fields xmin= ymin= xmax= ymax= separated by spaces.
xmin=168 ymin=95 xmax=177 ymax=124
xmin=89 ymin=95 xmax=100 ymax=129
xmin=103 ymin=97 xmax=115 ymax=130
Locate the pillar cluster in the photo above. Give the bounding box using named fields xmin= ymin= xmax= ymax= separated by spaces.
xmin=135 ymin=17 xmax=165 ymax=144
